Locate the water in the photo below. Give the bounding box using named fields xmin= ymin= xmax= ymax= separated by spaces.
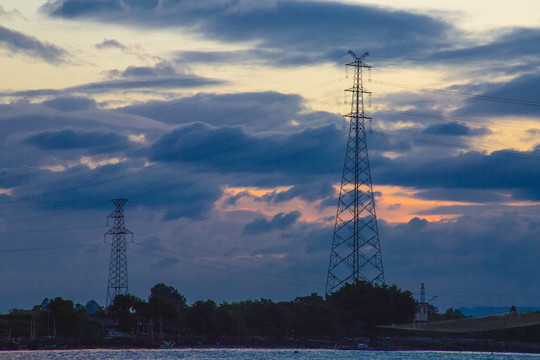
xmin=1 ymin=349 xmax=540 ymax=360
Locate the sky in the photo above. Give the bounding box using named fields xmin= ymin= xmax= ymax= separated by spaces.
xmin=1 ymin=0 xmax=540 ymax=314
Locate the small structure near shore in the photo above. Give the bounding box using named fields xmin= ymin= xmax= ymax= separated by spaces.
xmin=413 ymin=283 xmax=430 ymax=329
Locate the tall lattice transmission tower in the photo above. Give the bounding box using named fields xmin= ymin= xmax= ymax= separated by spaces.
xmin=105 ymin=199 xmax=133 ymax=308
xmin=325 ymin=51 xmax=384 ymax=296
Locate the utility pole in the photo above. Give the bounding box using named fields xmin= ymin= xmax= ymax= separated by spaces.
xmin=105 ymin=199 xmax=133 ymax=308
xmin=325 ymin=51 xmax=385 ymax=296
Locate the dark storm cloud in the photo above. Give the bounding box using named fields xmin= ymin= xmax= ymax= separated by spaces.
xmin=0 ymin=99 xmax=167 ymax=173
xmin=22 ymin=128 xmax=127 ymax=150
xmin=4 ymin=90 xmax=540 ymax=207
xmin=379 ymin=211 xmax=540 ymax=307
xmin=428 ymin=28 xmax=540 ymax=64
xmin=176 ymin=49 xmax=329 ymax=67
xmin=0 ymin=91 xmax=344 ymax=218
xmin=107 ymin=61 xmax=179 ymax=79
xmin=318 ymin=197 xmax=337 ymax=208
xmin=2 ymin=155 xmax=223 ymax=221
xmin=149 ymin=122 xmax=344 ymax=178
xmin=42 ymin=96 xmax=97 ymax=111
xmin=121 ymin=91 xmax=540 ymax=204
xmin=413 ymin=188 xmax=508 ymax=203
xmin=42 ymin=0 xmax=454 ymax=64
xmin=421 ymin=122 xmax=490 ymax=137
xmin=261 ymin=182 xmax=336 ymax=203
xmin=372 ymin=148 xmax=540 ymax=200
xmin=0 ymin=25 xmax=68 ymax=64
xmin=225 ymin=191 xmax=252 ymax=206
xmin=118 ymin=91 xmax=328 ymax=129
xmin=451 ymin=73 xmax=540 ymax=117
xmin=243 ymin=211 xmax=302 ymax=235
xmin=1 ymin=88 xmax=61 ymax=98
xmin=119 ymin=91 xmax=343 ymax=133
xmin=40 ymin=0 xmax=123 ymax=16
xmin=367 ymin=131 xmax=413 ymax=153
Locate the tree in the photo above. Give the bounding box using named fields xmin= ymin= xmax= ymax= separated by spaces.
xmin=147 ymin=284 xmax=187 ymax=338
xmin=107 ymin=294 xmax=146 ymax=332
xmin=289 ymin=293 xmax=333 ymax=336
xmin=186 ymin=300 xmax=218 ymax=335
xmin=327 ymin=281 xmax=416 ymax=334
xmin=149 ymin=283 xmax=186 ymax=310
xmin=47 ymin=297 xmax=84 ymax=337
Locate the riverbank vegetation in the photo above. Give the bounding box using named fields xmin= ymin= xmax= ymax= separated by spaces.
xmin=1 ymin=281 xmax=415 ymax=348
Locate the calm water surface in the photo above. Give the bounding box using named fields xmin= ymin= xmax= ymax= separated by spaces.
xmin=1 ymin=349 xmax=540 ymax=360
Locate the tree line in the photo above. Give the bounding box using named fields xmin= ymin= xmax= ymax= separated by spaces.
xmin=1 ymin=281 xmax=417 ymax=347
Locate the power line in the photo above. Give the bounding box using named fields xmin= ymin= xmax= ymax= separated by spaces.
xmin=371 ymin=130 xmax=540 ymax=161
xmin=135 ymin=232 xmax=326 ymax=276
xmin=2 ymin=72 xmax=540 ymax=225
xmin=0 ymin=121 xmax=343 ymax=227
xmin=0 ymin=86 xmax=342 ymax=209
xmin=0 ymin=75 xmax=344 ymax=184
xmin=0 ymin=225 xmax=105 ymax=235
xmin=386 ymin=250 xmax=540 ymax=273
xmin=372 ymin=79 xmax=540 ymax=107
xmin=0 ymin=242 xmax=105 ymax=253
xmin=130 ymin=245 xmax=324 ymax=292
xmin=374 ymin=106 xmax=540 ymax=134
xmin=134 ymin=241 xmax=323 ymax=287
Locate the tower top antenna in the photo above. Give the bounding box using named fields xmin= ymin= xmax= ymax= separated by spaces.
xmin=348 ymin=50 xmax=369 ymax=63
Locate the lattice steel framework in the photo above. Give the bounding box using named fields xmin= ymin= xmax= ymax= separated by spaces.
xmin=325 ymin=51 xmax=384 ymax=296
xmin=105 ymin=199 xmax=133 ymax=308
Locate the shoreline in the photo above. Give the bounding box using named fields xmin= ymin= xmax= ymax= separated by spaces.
xmin=3 ymin=335 xmax=540 ymax=354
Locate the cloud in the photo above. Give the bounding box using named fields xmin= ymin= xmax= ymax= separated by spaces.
xmin=225 ymin=190 xmax=252 ymax=206
xmin=95 ymin=38 xmax=126 ymax=50
xmin=0 ymin=25 xmax=68 ymax=64
xmin=40 ymin=0 xmax=123 ymax=17
xmin=118 ymin=91 xmax=327 ymax=129
xmin=106 ymin=61 xmax=179 ymax=79
xmin=42 ymin=96 xmax=97 ymax=111
xmin=149 ymin=121 xmax=344 ymax=181
xmin=261 ymin=182 xmax=336 ymax=203
xmin=176 ymin=50 xmax=267 ymax=65
xmin=421 ymin=122 xmax=491 ymax=137
xmin=42 ymin=0 xmax=454 ymax=65
xmin=4 ymin=76 xmax=219 ymax=98
xmin=175 ymin=48 xmax=332 ymax=67
xmin=3 ymin=83 xmax=540 ymax=312
xmin=71 ymin=76 xmax=221 ymax=93
xmin=451 ymin=73 xmax=540 ymax=117
xmin=379 ymin=210 xmax=540 ymax=307
xmin=0 ymin=5 xmax=25 ymax=20
xmin=2 ymin=62 xmax=223 ymax=98
xmin=372 ymin=148 xmax=540 ymax=200
xmin=243 ymin=211 xmax=301 ymax=235
xmin=413 ymin=188 xmax=508 ymax=203
xmin=428 ymin=28 xmax=540 ymax=65
xmin=21 ymin=128 xmax=128 ymax=150
xmin=407 ymin=216 xmax=428 ymax=229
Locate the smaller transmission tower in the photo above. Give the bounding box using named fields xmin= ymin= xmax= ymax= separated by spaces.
xmin=325 ymin=51 xmax=384 ymax=296
xmin=105 ymin=199 xmax=133 ymax=308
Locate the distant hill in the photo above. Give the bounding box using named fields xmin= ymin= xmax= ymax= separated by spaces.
xmin=459 ymin=306 xmax=540 ymax=317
